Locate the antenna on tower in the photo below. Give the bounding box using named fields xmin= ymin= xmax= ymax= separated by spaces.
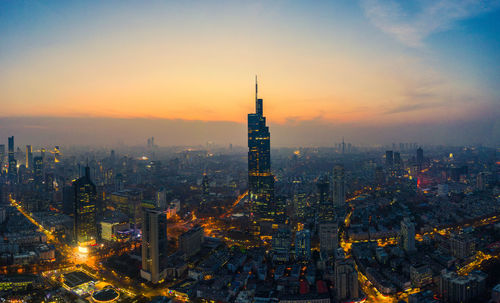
xmin=255 ymin=75 xmax=258 ymax=101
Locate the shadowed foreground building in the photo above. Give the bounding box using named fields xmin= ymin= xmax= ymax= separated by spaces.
xmin=73 ymin=166 xmax=97 ymax=245
xmin=141 ymin=208 xmax=168 ymax=284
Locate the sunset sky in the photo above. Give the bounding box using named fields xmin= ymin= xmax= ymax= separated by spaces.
xmin=1 ymin=1 xmax=499 ymax=146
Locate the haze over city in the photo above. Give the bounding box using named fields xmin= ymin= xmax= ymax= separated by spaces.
xmin=0 ymin=1 xmax=499 ymax=303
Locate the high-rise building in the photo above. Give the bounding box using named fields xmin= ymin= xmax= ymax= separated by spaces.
xmin=33 ymin=156 xmax=44 ymax=190
xmin=8 ymin=136 xmax=17 ymax=184
xmin=416 ymin=147 xmax=423 ymax=170
xmin=179 ymin=225 xmax=204 ymax=258
xmin=295 ymin=229 xmax=311 ymax=260
xmin=400 ymin=217 xmax=416 ymax=252
xmin=385 ymin=150 xmax=393 ymax=168
xmin=141 ymin=208 xmax=168 ymax=284
xmin=317 ymin=175 xmax=333 ymax=221
xmin=0 ymin=144 xmax=5 ymax=171
xmin=25 ymin=145 xmax=33 ymax=170
xmin=394 ymin=152 xmax=402 ymax=168
xmin=439 ymin=269 xmax=487 ymax=303
xmin=272 ymin=228 xmax=291 ymax=262
xmin=248 ymin=78 xmax=274 ymax=225
xmin=450 ymin=233 xmax=475 ymax=259
xmin=319 ymin=221 xmax=338 ymax=254
xmin=156 ymin=187 xmax=167 ymax=210
xmin=333 ymin=165 xmax=345 ymax=208
xmin=335 ymin=258 xmax=360 ymax=300
xmin=73 ymin=166 xmax=97 ymax=245
xmin=201 ymin=174 xmax=209 ymax=207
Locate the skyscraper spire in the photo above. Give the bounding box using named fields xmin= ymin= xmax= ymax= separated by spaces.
xmin=255 ymin=75 xmax=263 ymax=116
xmin=255 ymin=75 xmax=258 ymax=101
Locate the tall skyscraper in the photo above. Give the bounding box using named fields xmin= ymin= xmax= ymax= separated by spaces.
xmin=33 ymin=156 xmax=44 ymax=190
xmin=317 ymin=175 xmax=333 ymax=221
xmin=319 ymin=221 xmax=338 ymax=254
xmin=8 ymin=136 xmax=17 ymax=184
xmin=400 ymin=217 xmax=416 ymax=252
xmin=333 ymin=165 xmax=345 ymax=208
xmin=385 ymin=150 xmax=394 ymax=168
xmin=295 ymin=229 xmax=311 ymax=260
xmin=335 ymin=258 xmax=360 ymax=300
xmin=416 ymin=147 xmax=424 ymax=170
xmin=141 ymin=208 xmax=168 ymax=284
xmin=248 ymin=77 xmax=274 ymax=226
xmin=25 ymin=145 xmax=33 ymax=170
xmin=272 ymin=228 xmax=291 ymax=262
xmin=73 ymin=166 xmax=97 ymax=245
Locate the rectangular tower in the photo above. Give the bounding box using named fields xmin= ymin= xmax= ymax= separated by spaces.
xmin=141 ymin=208 xmax=168 ymax=284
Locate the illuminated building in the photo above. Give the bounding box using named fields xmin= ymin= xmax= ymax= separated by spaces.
xmin=8 ymin=136 xmax=17 ymax=184
xmin=179 ymin=225 xmax=204 ymax=258
xmin=410 ymin=264 xmax=433 ymax=287
xmin=439 ymin=269 xmax=487 ymax=303
xmin=333 ymin=165 xmax=345 ymax=208
xmin=156 ymin=187 xmax=167 ymax=210
xmin=272 ymin=228 xmax=291 ymax=261
xmin=73 ymin=166 xmax=97 ymax=244
xmin=248 ymin=77 xmax=274 ymax=229
xmin=317 ymin=176 xmax=333 ymax=221
xmin=295 ymin=229 xmax=311 ymax=260
xmin=449 ymin=233 xmax=475 ymax=259
xmin=201 ymin=173 xmax=209 ymax=207
xmin=25 ymin=145 xmax=33 ymax=169
xmin=319 ymin=221 xmax=338 ymax=254
xmin=293 ymin=180 xmax=307 ymax=219
xmin=141 ymin=208 xmax=168 ymax=284
xmin=334 ymin=258 xmax=359 ymax=300
xmin=33 ymin=156 xmax=43 ymax=190
xmin=400 ymin=217 xmax=416 ymax=252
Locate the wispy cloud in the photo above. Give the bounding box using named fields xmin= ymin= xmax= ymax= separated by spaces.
xmin=361 ymin=0 xmax=500 ymax=47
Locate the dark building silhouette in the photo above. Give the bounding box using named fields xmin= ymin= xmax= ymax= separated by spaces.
xmin=8 ymin=136 xmax=17 ymax=184
xmin=417 ymin=147 xmax=424 ymax=170
xmin=385 ymin=150 xmax=393 ymax=168
xmin=248 ymin=77 xmax=274 ymax=229
xmin=73 ymin=166 xmax=97 ymax=244
xmin=317 ymin=175 xmax=333 ymax=221
xmin=33 ymin=156 xmax=44 ymax=190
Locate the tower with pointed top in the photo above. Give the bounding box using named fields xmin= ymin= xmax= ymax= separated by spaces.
xmin=248 ymin=77 xmax=274 ymax=233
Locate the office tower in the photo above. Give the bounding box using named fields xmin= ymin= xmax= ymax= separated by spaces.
xmin=319 ymin=221 xmax=338 ymax=254
xmin=179 ymin=225 xmax=204 ymax=257
xmin=394 ymin=152 xmax=401 ymax=168
xmin=248 ymin=78 xmax=274 ymax=223
xmin=141 ymin=208 xmax=168 ymax=284
xmin=0 ymin=144 xmax=5 ymax=172
xmin=295 ymin=229 xmax=311 ymax=260
xmin=385 ymin=150 xmax=393 ymax=168
xmin=33 ymin=156 xmax=44 ymax=189
xmin=73 ymin=166 xmax=97 ymax=245
xmin=201 ymin=174 xmax=209 ymax=207
xmin=317 ymin=175 xmax=333 ymax=221
xmin=476 ymin=172 xmax=492 ymax=191
xmin=450 ymin=233 xmax=475 ymax=259
xmin=292 ymin=180 xmax=307 ymax=219
xmin=416 ymin=147 xmax=423 ymax=170
xmin=272 ymin=228 xmax=291 ymax=262
xmin=333 ymin=165 xmax=345 ymax=208
xmin=25 ymin=145 xmax=33 ymax=169
xmin=439 ymin=269 xmax=487 ymax=303
xmin=335 ymin=258 xmax=359 ymax=300
xmin=400 ymin=217 xmax=416 ymax=252
xmin=156 ymin=187 xmax=167 ymax=210
xmin=8 ymin=136 xmax=17 ymax=184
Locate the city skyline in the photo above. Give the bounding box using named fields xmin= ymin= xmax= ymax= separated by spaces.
xmin=1 ymin=1 xmax=499 ymax=147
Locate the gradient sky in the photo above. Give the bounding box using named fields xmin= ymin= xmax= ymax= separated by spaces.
xmin=1 ymin=0 xmax=499 ymax=146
